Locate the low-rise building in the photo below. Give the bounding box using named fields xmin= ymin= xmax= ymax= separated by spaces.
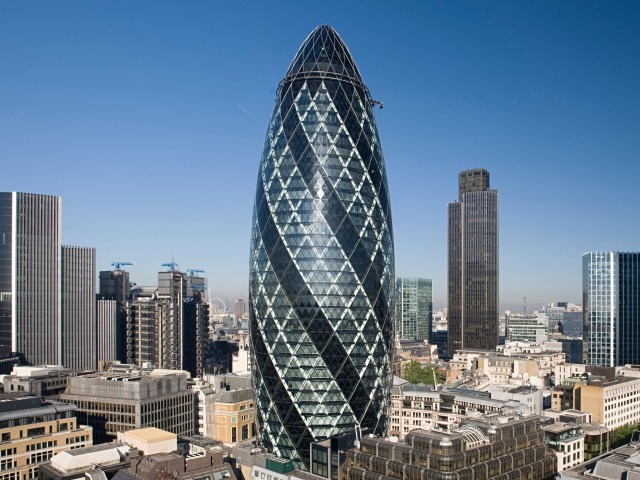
xmin=389 ymin=382 xmax=531 ymax=440
xmin=38 ymin=442 xmax=133 ymax=480
xmin=560 ymin=443 xmax=640 ymax=480
xmin=1 ymin=366 xmax=73 ymax=398
xmin=0 ymin=394 xmax=92 ymax=480
xmin=343 ymin=414 xmax=557 ymax=480
xmin=211 ymin=387 xmax=256 ymax=445
xmin=60 ymin=368 xmax=194 ymax=443
xmin=542 ymin=422 xmax=584 ymax=471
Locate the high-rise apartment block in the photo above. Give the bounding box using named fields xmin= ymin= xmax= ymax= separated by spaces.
xmin=249 ymin=25 xmax=395 ymax=466
xmin=61 ymin=245 xmax=96 ymax=371
xmin=583 ymin=252 xmax=640 ymax=366
xmin=395 ymin=277 xmax=432 ymax=341
xmin=0 ymin=192 xmax=62 ymax=369
xmin=448 ymin=169 xmax=499 ymax=355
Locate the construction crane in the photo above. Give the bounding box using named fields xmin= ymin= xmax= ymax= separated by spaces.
xmin=187 ymin=269 xmax=205 ymax=277
xmin=161 ymin=262 xmax=179 ymax=271
xmin=111 ymin=261 xmax=132 ymax=270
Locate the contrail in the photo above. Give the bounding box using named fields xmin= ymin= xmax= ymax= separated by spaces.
xmin=237 ymin=104 xmax=261 ymax=126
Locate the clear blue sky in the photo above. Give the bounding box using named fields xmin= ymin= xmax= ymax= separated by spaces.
xmin=1 ymin=1 xmax=639 ymax=312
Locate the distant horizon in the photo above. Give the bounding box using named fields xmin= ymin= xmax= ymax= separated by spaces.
xmin=2 ymin=2 xmax=638 ymax=315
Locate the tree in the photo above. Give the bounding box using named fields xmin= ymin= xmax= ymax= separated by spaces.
xmin=402 ymin=361 xmax=446 ymax=385
xmin=611 ymin=422 xmax=640 ymax=448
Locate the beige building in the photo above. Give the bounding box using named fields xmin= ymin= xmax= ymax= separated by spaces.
xmin=0 ymin=394 xmax=92 ymax=480
xmin=551 ymin=375 xmax=640 ymax=430
xmin=212 ymin=388 xmax=256 ymax=445
xmin=389 ymin=381 xmax=530 ymax=440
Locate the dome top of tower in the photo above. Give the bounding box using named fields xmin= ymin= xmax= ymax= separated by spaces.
xmin=282 ymin=25 xmax=365 ymax=88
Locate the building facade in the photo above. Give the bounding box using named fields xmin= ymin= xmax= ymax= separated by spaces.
xmin=542 ymin=422 xmax=584 ymax=472
xmin=343 ymin=414 xmax=557 ymax=480
xmin=0 ymin=394 xmax=93 ymax=480
xmin=99 ymin=268 xmax=131 ymax=363
xmin=60 ymin=370 xmax=194 ymax=443
xmin=448 ymin=169 xmax=499 ymax=354
xmin=96 ymin=298 xmax=118 ymax=365
xmin=249 ymin=25 xmax=394 ymax=467
xmin=0 ymin=192 xmax=62 ymax=370
xmin=583 ymin=252 xmax=640 ymax=366
xmin=395 ymin=278 xmax=432 ymax=341
xmin=126 ymin=269 xmax=209 ymax=377
xmin=61 ymin=246 xmax=96 ymax=371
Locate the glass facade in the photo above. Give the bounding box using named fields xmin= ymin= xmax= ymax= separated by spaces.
xmin=448 ymin=170 xmax=499 ymax=354
xmin=583 ymin=252 xmax=640 ymax=366
xmin=395 ymin=278 xmax=432 ymax=341
xmin=249 ymin=25 xmax=394 ymax=467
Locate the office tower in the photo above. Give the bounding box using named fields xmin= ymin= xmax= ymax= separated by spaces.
xmin=583 ymin=252 xmax=640 ymax=367
xmin=126 ymin=267 xmax=209 ymax=377
xmin=0 ymin=192 xmax=62 ymax=369
xmin=96 ymin=297 xmax=118 ymax=365
xmin=249 ymin=25 xmax=395 ymax=467
xmin=395 ymin=277 xmax=432 ymax=341
xmin=99 ymin=267 xmax=130 ymax=362
xmin=448 ymin=169 xmax=498 ymax=355
xmin=61 ymin=245 xmax=96 ymax=371
xmin=235 ymin=298 xmax=245 ymax=324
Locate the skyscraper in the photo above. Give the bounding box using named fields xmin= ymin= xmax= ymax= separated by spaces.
xmin=395 ymin=278 xmax=432 ymax=341
xmin=99 ymin=267 xmax=131 ymax=362
xmin=0 ymin=192 xmax=62 ymax=369
xmin=583 ymin=252 xmax=640 ymax=367
xmin=249 ymin=25 xmax=395 ymax=467
xmin=61 ymin=245 xmax=96 ymax=371
xmin=447 ymin=169 xmax=498 ymax=355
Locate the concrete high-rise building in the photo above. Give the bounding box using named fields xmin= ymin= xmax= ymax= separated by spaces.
xmin=249 ymin=25 xmax=395 ymax=467
xmin=448 ymin=169 xmax=498 ymax=355
xmin=395 ymin=277 xmax=432 ymax=341
xmin=96 ymin=297 xmax=118 ymax=365
xmin=61 ymin=245 xmax=96 ymax=371
xmin=0 ymin=192 xmax=62 ymax=370
xmin=583 ymin=252 xmax=640 ymax=367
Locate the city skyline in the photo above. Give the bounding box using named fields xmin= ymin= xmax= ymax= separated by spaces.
xmin=2 ymin=2 xmax=639 ymax=312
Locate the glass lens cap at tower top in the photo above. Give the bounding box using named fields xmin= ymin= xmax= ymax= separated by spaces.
xmin=249 ymin=25 xmax=394 ymax=468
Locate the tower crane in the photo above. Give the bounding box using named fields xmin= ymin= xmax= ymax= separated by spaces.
xmin=161 ymin=262 xmax=179 ymax=271
xmin=111 ymin=261 xmax=133 ymax=270
xmin=187 ymin=269 xmax=205 ymax=277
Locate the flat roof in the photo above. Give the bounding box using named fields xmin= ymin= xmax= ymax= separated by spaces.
xmin=125 ymin=427 xmax=176 ymax=443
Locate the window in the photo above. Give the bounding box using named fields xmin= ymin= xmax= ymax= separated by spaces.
xmin=242 ymin=424 xmax=248 ymax=440
xmin=232 ymin=427 xmax=237 ymax=443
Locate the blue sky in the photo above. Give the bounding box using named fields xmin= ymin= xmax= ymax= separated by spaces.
xmin=1 ymin=1 xmax=639 ymax=312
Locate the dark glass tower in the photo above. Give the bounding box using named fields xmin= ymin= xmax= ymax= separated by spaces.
xmin=448 ymin=169 xmax=499 ymax=355
xmin=249 ymin=25 xmax=394 ymax=467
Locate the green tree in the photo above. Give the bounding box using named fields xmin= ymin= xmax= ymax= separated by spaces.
xmin=611 ymin=422 xmax=640 ymax=448
xmin=402 ymin=361 xmax=446 ymax=385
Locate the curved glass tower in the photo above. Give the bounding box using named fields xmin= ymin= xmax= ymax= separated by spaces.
xmin=249 ymin=25 xmax=395 ymax=467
